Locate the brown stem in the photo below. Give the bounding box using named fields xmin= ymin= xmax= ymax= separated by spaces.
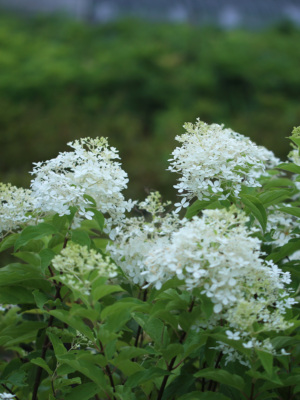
xmin=98 ymin=339 xmax=116 ymax=400
xmin=156 ymin=299 xmax=195 ymax=400
xmin=250 ymin=381 xmax=255 ymax=400
xmin=132 ymin=289 xmax=148 ymax=361
xmin=32 ymin=234 xmax=69 ymax=400
xmin=208 ymin=351 xmax=223 ymax=391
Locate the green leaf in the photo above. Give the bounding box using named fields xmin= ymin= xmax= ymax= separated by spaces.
xmin=71 ymin=230 xmax=91 ymax=248
xmin=93 ymin=238 xmax=109 ymax=252
xmin=125 ymin=367 xmax=170 ymax=388
xmin=57 ymin=353 xmax=107 ymax=390
xmin=258 ymin=189 xmax=292 ymax=207
xmin=64 ymin=383 xmax=99 ymax=400
xmin=47 ymin=331 xmax=68 ymax=357
xmin=92 ymin=284 xmax=125 ymax=302
xmin=185 ymin=199 xmax=216 ymax=219
xmin=277 ymin=162 xmax=300 ymax=174
xmin=12 ymin=251 xmax=41 ymax=267
xmin=39 ymin=248 xmax=56 ymax=270
xmin=178 ymin=392 xmax=231 ymax=400
xmin=48 ymin=309 xmax=94 ymax=341
xmin=0 ymin=233 xmax=19 ymax=253
xmin=0 ymin=263 xmax=44 ymax=286
xmin=14 ymin=223 xmax=57 ymax=250
xmin=52 ymin=214 xmax=68 ymax=232
xmin=31 ymin=357 xmax=53 ymax=375
xmin=83 ymin=194 xmax=97 ymax=207
xmin=266 ymin=239 xmax=300 ymax=262
xmin=33 ymin=290 xmax=49 ymax=309
xmin=279 ymin=206 xmax=300 ymax=218
xmin=87 ymin=208 xmax=105 ymax=231
xmin=263 ymin=178 xmax=295 ymax=189
xmin=1 ymin=370 xmax=27 ymax=388
xmin=161 ymin=344 xmax=184 ymax=362
xmin=241 ymin=194 xmax=267 ymax=231
xmin=194 ymin=368 xmax=245 ymax=391
xmin=256 ymin=349 xmax=273 ymax=376
xmin=0 ymin=286 xmax=34 ymax=304
xmin=1 ymin=322 xmax=47 ymax=346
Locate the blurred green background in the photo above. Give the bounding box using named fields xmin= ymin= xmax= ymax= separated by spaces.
xmin=0 ymin=13 xmax=300 ymax=201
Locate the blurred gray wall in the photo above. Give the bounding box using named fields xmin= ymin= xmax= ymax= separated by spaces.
xmin=1 ymin=0 xmax=300 ymax=27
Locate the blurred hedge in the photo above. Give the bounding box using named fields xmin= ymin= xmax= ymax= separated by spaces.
xmin=0 ymin=13 xmax=300 ymax=200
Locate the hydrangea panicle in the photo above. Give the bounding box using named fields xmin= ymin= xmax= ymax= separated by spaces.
xmin=168 ymin=119 xmax=280 ymax=201
xmin=140 ymin=206 xmax=295 ymax=350
xmin=52 ymin=243 xmax=117 ymax=296
xmin=108 ymin=192 xmax=182 ymax=287
xmin=0 ymin=182 xmax=34 ymax=237
xmin=30 ymin=137 xmax=134 ymax=229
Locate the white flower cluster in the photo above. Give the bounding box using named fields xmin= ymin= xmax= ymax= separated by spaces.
xmin=141 ymin=207 xmax=295 ymax=339
xmin=210 ymin=341 xmax=251 ymax=368
xmin=266 ymin=205 xmax=300 ymax=247
xmin=30 ymin=137 xmax=134 ymax=229
xmin=108 ymin=192 xmax=182 ymax=286
xmin=0 ymin=183 xmax=34 ymax=237
xmin=52 ymin=243 xmax=117 ymax=295
xmin=288 ymin=148 xmax=300 ymax=166
xmin=168 ymin=119 xmax=279 ymax=201
xmin=0 ymin=394 xmax=16 ymax=399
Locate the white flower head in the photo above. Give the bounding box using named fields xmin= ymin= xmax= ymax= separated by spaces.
xmin=0 ymin=183 xmax=34 ymax=237
xmin=168 ymin=119 xmax=279 ymax=201
xmin=108 ymin=192 xmax=182 ymax=286
xmin=30 ymin=137 xmax=135 ymax=229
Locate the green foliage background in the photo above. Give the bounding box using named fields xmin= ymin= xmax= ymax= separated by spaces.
xmin=0 ymin=13 xmax=300 ymax=199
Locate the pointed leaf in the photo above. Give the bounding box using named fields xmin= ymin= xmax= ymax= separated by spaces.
xmin=241 ymin=194 xmax=267 ymax=231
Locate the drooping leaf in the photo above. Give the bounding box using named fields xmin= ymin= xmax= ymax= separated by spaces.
xmin=194 ymin=368 xmax=245 ymax=391
xmin=71 ymin=230 xmax=91 ymax=248
xmin=30 ymin=357 xmax=53 ymax=375
xmin=241 ymin=194 xmax=267 ymax=231
xmin=266 ymin=239 xmax=300 ymax=262
xmin=14 ymin=223 xmax=57 ymax=250
xmin=256 ymin=349 xmax=273 ymax=376
xmin=64 ymin=383 xmax=99 ymax=400
xmin=279 ymin=206 xmax=300 ymax=218
xmin=125 ymin=367 xmax=170 ymax=388
xmin=277 ymin=163 xmax=300 ymax=174
xmin=92 ymin=284 xmax=125 ymax=302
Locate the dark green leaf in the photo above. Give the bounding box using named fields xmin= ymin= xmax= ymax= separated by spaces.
xmin=14 ymin=223 xmax=57 ymax=250
xmin=92 ymin=284 xmax=125 ymax=302
xmin=178 ymin=392 xmax=231 ymax=400
xmin=64 ymin=383 xmax=99 ymax=400
xmin=194 ymin=368 xmax=245 ymax=391
xmin=279 ymin=206 xmax=300 ymax=218
xmin=255 ymin=349 xmax=273 ymax=376
xmin=12 ymin=251 xmax=41 ymax=267
xmin=125 ymin=367 xmax=170 ymax=388
xmin=258 ymin=189 xmax=293 ymax=208
xmin=277 ymin=163 xmax=300 ymax=174
xmin=0 ymin=286 xmax=34 ymax=304
xmin=0 ymin=233 xmax=19 ymax=253
xmin=87 ymin=208 xmax=105 ymax=231
xmin=241 ymin=194 xmax=267 ymax=231
xmin=266 ymin=239 xmax=300 ymax=262
xmin=71 ymin=230 xmax=91 ymax=248
xmin=30 ymin=357 xmax=53 ymax=375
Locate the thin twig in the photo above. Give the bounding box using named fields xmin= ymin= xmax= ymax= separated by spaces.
xmin=1 ymin=383 xmax=20 ymax=400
